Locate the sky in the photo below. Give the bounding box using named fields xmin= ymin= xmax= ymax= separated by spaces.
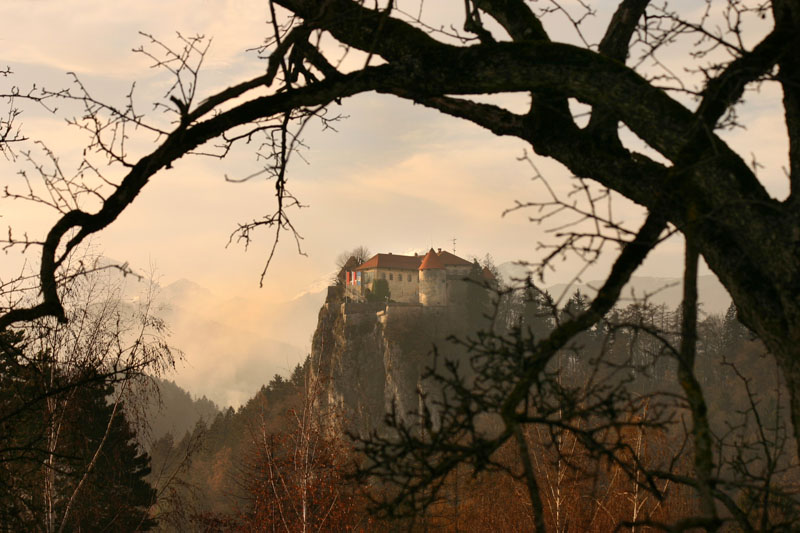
xmin=0 ymin=1 xmax=789 ymax=404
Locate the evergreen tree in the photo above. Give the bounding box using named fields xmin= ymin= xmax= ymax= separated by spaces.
xmin=368 ymin=278 xmax=391 ymax=302
xmin=0 ymin=330 xmax=43 ymax=530
xmin=523 ymin=286 xmax=555 ymax=342
xmin=479 ymin=254 xmax=503 ymax=290
xmin=290 ymin=359 xmax=307 ymax=388
xmin=560 ymin=289 xmax=590 ymax=322
xmin=723 ymin=302 xmax=748 ymax=354
xmin=56 ymin=377 xmax=157 ymax=531
xmin=0 ymin=348 xmax=157 ymax=531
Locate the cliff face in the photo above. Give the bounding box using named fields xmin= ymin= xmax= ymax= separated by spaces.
xmin=310 ymin=286 xmax=488 ymax=436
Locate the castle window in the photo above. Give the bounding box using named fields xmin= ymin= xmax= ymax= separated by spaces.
xmin=407 ymin=274 xmax=412 ymax=281
xmin=389 ymin=273 xmax=394 ymax=281
xmin=381 ymin=273 xmax=386 ymax=280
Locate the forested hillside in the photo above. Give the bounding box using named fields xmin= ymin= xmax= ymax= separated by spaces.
xmin=1 ymin=269 xmax=791 ymax=531
xmin=140 ymin=378 xmax=220 ymax=447
xmin=138 ymin=283 xmax=794 ymax=531
xmin=146 ymin=361 xmax=375 ymax=531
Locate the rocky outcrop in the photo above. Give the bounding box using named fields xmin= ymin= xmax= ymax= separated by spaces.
xmin=310 ymin=286 xmax=489 ymax=436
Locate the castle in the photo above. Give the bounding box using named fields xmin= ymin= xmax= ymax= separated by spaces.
xmin=319 ymin=250 xmax=499 ymax=433
xmin=343 ymin=248 xmax=495 ymax=306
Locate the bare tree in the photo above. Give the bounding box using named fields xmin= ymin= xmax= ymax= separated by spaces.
xmin=336 ymin=246 xmax=372 ymax=269
xmin=0 ymin=268 xmax=176 ymax=531
xmin=2 ymin=0 xmax=800 ymax=527
xmin=353 ymin=235 xmax=799 ymax=530
xmin=333 ymin=245 xmax=372 ymax=285
xmin=240 ymin=367 xmax=364 ymax=532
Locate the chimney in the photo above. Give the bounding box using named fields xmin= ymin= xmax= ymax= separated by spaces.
xmin=437 ymin=248 xmax=442 ymax=253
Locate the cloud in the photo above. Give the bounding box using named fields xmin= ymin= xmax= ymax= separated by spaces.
xmin=153 ymin=279 xmax=308 ymax=407
xmin=2 ymin=0 xmax=269 ymax=77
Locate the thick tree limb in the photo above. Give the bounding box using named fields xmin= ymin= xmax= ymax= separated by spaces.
xmin=598 ymin=0 xmax=651 ymax=62
xmin=677 ymin=240 xmax=719 ymax=527
xmin=773 ymin=0 xmax=800 ymax=200
xmin=274 ymin=0 xmax=447 ymax=64
xmin=473 ymin=0 xmax=549 ymax=42
xmin=511 ymin=424 xmax=546 ymax=532
xmin=405 ymin=95 xmax=526 ymax=138
xmin=587 ymin=0 xmax=650 ymax=145
xmin=0 ymin=66 xmax=396 ymax=330
xmin=500 ymin=212 xmax=667 ymax=418
xmin=696 ymin=27 xmax=791 ymax=128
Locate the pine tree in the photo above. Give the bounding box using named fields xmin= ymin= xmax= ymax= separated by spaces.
xmin=368 ymin=278 xmax=391 ymax=302
xmin=722 ymin=302 xmax=748 ymax=355
xmin=523 ymin=286 xmax=555 ymax=342
xmin=0 ymin=330 xmax=43 ymax=530
xmin=0 ymin=347 xmax=157 ymax=531
xmin=56 ymin=378 xmax=157 ymax=531
xmin=560 ymin=289 xmax=590 ymax=322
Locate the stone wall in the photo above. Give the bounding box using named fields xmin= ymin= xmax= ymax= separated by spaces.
xmin=378 ymin=302 xmax=423 ymax=325
xmin=419 ymin=268 xmax=447 ymax=306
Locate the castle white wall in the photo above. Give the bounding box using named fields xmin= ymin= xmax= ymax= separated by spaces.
xmin=364 ymin=268 xmax=419 ymax=303
xmin=352 ymin=261 xmax=470 ymax=305
xmin=419 ymin=269 xmax=447 ymax=306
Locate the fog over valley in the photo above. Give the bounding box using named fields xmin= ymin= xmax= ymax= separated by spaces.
xmin=149 ymin=265 xmax=731 ymax=408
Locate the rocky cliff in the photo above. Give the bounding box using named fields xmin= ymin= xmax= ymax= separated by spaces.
xmin=309 ymin=286 xmax=489 ymax=436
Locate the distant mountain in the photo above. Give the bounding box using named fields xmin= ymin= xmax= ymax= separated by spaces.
xmin=497 ymin=262 xmax=731 ymax=316
xmin=157 ymin=277 xmax=213 ymax=304
xmin=93 ymin=262 xmax=323 ymax=408
xmin=265 ymin=289 xmax=329 ymax=348
xmin=140 ymin=378 xmax=220 ymax=448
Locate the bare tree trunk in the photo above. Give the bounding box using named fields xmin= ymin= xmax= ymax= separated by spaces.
xmin=630 ymin=404 xmax=647 ymax=533
xmin=44 ymin=394 xmax=56 ymax=533
xmin=678 ymin=240 xmax=719 ymax=529
xmin=57 ymin=391 xmax=122 ymax=533
xmin=512 ymin=424 xmax=547 ymax=533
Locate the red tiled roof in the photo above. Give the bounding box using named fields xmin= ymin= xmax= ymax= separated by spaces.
xmin=354 ymin=249 xmax=473 ymax=271
xmin=436 ymin=250 xmax=473 ymax=267
xmin=419 ymin=248 xmax=445 ymax=270
xmin=355 ymin=253 xmax=422 ymax=271
xmin=481 ymin=266 xmax=496 ymax=280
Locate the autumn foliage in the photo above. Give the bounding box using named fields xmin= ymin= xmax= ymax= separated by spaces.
xmin=235 ymin=403 xmax=368 ymax=531
xmin=152 ymin=300 xmax=799 ymax=531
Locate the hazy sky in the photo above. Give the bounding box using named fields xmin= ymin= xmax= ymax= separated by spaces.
xmin=1 ymin=1 xmax=787 ymax=300
xmin=0 ymin=1 xmax=789 ymax=405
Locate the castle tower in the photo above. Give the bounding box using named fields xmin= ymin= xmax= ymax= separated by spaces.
xmin=419 ymin=248 xmax=447 ymax=306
